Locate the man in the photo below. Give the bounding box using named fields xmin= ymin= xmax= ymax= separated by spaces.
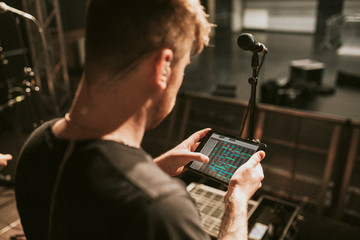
xmin=15 ymin=0 xmax=265 ymax=239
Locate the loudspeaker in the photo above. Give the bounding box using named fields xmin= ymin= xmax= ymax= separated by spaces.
xmin=336 ymin=71 xmax=360 ymax=88
xmin=290 ymin=59 xmax=325 ymax=86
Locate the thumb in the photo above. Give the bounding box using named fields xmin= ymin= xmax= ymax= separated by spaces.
xmin=246 ymin=151 xmax=265 ymax=168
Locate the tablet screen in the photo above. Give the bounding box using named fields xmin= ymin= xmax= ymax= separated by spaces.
xmin=189 ymin=132 xmax=259 ymax=183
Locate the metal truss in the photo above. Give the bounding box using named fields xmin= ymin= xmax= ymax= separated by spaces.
xmin=22 ymin=0 xmax=70 ymax=112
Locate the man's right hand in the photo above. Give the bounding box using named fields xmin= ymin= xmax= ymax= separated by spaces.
xmin=225 ymin=151 xmax=265 ymax=203
xmin=218 ymin=151 xmax=265 ymax=240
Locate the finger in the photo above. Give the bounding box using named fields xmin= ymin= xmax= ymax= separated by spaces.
xmin=0 ymin=160 xmax=7 ymax=168
xmin=255 ymin=163 xmax=264 ymax=179
xmin=178 ymin=152 xmax=209 ymax=164
xmin=245 ymin=151 xmax=265 ymax=168
xmin=0 ymin=154 xmax=12 ymax=161
xmin=184 ymin=128 xmax=211 ymax=146
xmin=189 ymin=152 xmax=209 ymax=163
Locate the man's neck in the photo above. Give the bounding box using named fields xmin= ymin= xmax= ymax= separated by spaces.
xmin=52 ymin=75 xmax=151 ymax=148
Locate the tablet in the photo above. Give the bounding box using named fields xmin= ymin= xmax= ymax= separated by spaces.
xmin=186 ymin=130 xmax=266 ymax=185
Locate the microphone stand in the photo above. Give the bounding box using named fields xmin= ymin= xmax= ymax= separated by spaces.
xmin=248 ymin=53 xmax=259 ymax=141
xmin=237 ymin=33 xmax=267 ymax=141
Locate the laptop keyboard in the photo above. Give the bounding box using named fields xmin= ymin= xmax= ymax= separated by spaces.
xmin=187 ymin=182 xmax=258 ymax=237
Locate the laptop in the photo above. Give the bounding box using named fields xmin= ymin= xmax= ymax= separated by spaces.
xmin=186 ymin=182 xmax=259 ymax=237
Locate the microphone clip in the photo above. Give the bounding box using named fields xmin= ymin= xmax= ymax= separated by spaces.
xmin=254 ymin=43 xmax=268 ymax=54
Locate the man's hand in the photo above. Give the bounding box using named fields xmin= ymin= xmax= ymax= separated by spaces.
xmin=218 ymin=151 xmax=265 ymax=240
xmin=0 ymin=154 xmax=12 ymax=170
xmin=154 ymin=128 xmax=211 ymax=176
xmin=225 ymin=151 xmax=265 ymax=203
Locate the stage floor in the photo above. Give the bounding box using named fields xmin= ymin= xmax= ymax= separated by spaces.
xmin=182 ymin=31 xmax=360 ymax=121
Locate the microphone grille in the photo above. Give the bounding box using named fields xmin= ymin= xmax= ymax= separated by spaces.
xmin=237 ymin=33 xmax=257 ymax=51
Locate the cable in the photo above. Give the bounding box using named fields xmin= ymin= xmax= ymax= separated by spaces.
xmin=239 ymin=98 xmax=251 ymax=137
xmin=257 ymin=52 xmax=267 ymax=76
xmin=47 ymin=140 xmax=75 ymax=240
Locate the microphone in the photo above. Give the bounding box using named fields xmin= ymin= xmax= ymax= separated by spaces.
xmin=0 ymin=2 xmax=36 ymax=21
xmin=237 ymin=33 xmax=268 ymax=53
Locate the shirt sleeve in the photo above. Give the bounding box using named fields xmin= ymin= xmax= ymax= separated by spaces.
xmin=147 ymin=191 xmax=211 ymax=240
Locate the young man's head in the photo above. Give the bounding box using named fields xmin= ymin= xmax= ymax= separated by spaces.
xmin=84 ymin=0 xmax=212 ymax=83
xmin=80 ymin=0 xmax=212 ymax=130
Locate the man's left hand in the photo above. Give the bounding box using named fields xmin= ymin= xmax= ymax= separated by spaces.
xmin=154 ymin=128 xmax=211 ymax=176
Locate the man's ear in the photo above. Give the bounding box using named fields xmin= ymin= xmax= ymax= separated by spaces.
xmin=154 ymin=48 xmax=173 ymax=90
